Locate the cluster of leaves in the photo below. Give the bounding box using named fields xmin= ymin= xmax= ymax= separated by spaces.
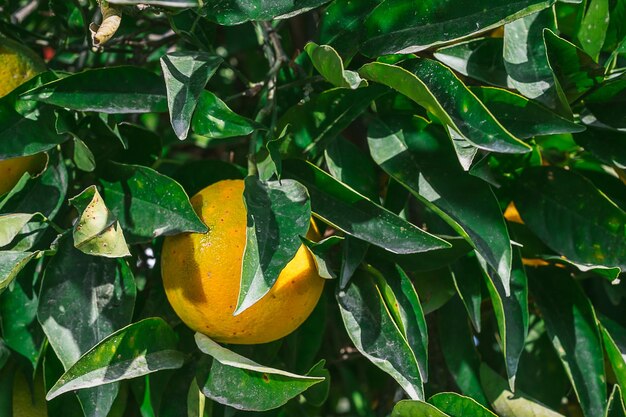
xmin=1 ymin=0 xmax=625 ymax=416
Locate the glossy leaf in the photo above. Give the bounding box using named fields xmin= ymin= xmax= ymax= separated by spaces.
xmin=282 ymin=159 xmax=450 ymax=254
xmin=305 ymin=42 xmax=363 ymax=89
xmin=577 ymin=0 xmax=610 ymax=60
xmin=0 ymin=72 xmax=67 ymax=159
xmin=360 ymin=0 xmax=554 ymax=56
xmin=599 ymin=316 xmax=626 ymax=393
xmin=195 ymin=333 xmax=324 ymax=411
xmin=200 ymin=0 xmax=330 ymax=25
xmin=337 ymin=268 xmax=424 ymax=399
xmin=359 ymin=59 xmax=531 ymax=154
xmin=22 ymin=67 xmax=168 ymax=114
xmin=514 ymin=166 xmax=626 ymax=269
xmin=503 ymin=8 xmax=569 ymax=113
xmin=607 ymin=385 xmax=626 ymax=417
xmin=471 ymin=86 xmax=584 ymax=139
xmin=439 ymin=297 xmax=488 ymax=406
xmin=301 ymin=235 xmax=342 ymax=279
xmin=339 ymin=236 xmax=369 ymax=288
xmin=479 ymin=249 xmax=529 ymax=390
xmin=391 ymin=400 xmax=447 ymax=417
xmin=529 ymin=267 xmax=607 ymax=417
xmin=433 ymin=38 xmax=508 ymax=88
xmin=0 ymin=251 xmax=38 ymax=293
xmin=47 ymin=318 xmax=184 ymax=400
xmin=325 ymin=136 xmax=379 ymax=200
xmin=38 ymin=237 xmax=136 ymax=417
xmin=70 ymin=186 xmax=131 ymax=258
xmin=237 ymin=177 xmax=311 ymax=314
xmin=277 ymin=86 xmax=386 ymax=158
xmin=367 ymin=116 xmax=513 ymax=293
xmin=429 ymin=392 xmax=497 ymax=417
xmin=0 ymin=213 xmax=39 ymax=247
xmin=161 ymin=52 xmax=222 ymax=139
xmin=191 ymin=90 xmax=262 ymax=139
xmin=584 ymin=76 xmax=626 ymax=130
xmin=450 ymin=253 xmax=484 ymax=332
xmin=574 ymin=126 xmax=626 ymax=169
xmin=480 ymin=364 xmax=566 ymax=417
xmin=544 ymin=29 xmax=604 ymax=102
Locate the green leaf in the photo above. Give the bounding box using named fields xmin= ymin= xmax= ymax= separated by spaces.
xmin=339 ymin=236 xmax=369 ymax=288
xmin=282 ymin=159 xmax=450 ymax=254
xmin=195 ymin=333 xmax=324 ymax=411
xmin=46 ymin=318 xmax=184 ymax=400
xmin=0 ymin=72 xmax=67 ymax=159
xmin=503 ymin=8 xmax=569 ymax=113
xmin=22 ymin=66 xmax=168 ymax=114
xmin=607 ymin=385 xmax=626 ymax=417
xmin=391 ymin=400 xmax=448 ymax=417
xmin=359 ymin=60 xmax=531 ymax=154
xmin=450 ymin=253 xmax=484 ymax=332
xmin=480 ymin=364 xmax=566 ymax=417
xmin=360 ymin=0 xmax=554 ymax=56
xmin=438 ymin=297 xmax=488 ymax=406
xmin=305 ymin=42 xmax=363 ymax=89
xmin=337 ymin=267 xmax=424 ymax=399
xmin=574 ymin=126 xmax=626 ymax=169
xmin=577 ymin=0 xmax=610 ymax=60
xmin=100 ymin=162 xmax=207 ymax=243
xmin=0 ymin=251 xmax=38 ymax=293
xmin=479 ymin=249 xmax=529 ymax=390
xmin=429 ymin=392 xmax=498 ymax=417
xmin=368 ymin=262 xmax=429 ymax=382
xmin=191 ymin=90 xmax=262 ymax=140
xmin=584 ymin=75 xmax=626 ymax=130
xmin=325 ymin=136 xmax=378 ymax=200
xmin=70 ymin=186 xmax=131 ymax=258
xmin=514 ymin=166 xmax=626 ymax=269
xmin=73 ymin=137 xmax=96 ymax=172
xmin=528 ymin=267 xmax=607 ymax=417
xmin=433 ymin=38 xmax=509 ymax=88
xmin=471 ymin=86 xmax=584 ymax=139
xmin=200 ymin=0 xmax=330 ymax=25
xmin=0 ymin=151 xmax=68 ymax=251
xmin=544 ymin=29 xmax=604 ymax=102
xmin=367 ymin=116 xmax=513 ymax=293
xmin=277 ymin=86 xmax=386 ymax=158
xmin=173 ymin=160 xmax=245 ymax=197
xmin=236 ymin=177 xmax=311 ymax=314
xmin=38 ymin=237 xmax=136 ymax=417
xmin=160 ymin=52 xmax=222 ymax=140
xmin=109 ymin=0 xmax=197 ymax=7
xmin=599 ymin=316 xmax=626 ymax=394
xmin=0 ymin=213 xmax=39 ymax=247
xmin=301 ymin=235 xmax=342 ymax=279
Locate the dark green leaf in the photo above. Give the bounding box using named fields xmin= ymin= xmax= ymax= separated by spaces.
xmin=200 ymin=0 xmax=330 ymax=25
xmin=360 ymin=0 xmax=554 ymax=56
xmin=450 ymin=253 xmax=484 ymax=332
xmin=433 ymin=37 xmax=509 ymax=88
xmin=544 ymin=29 xmax=604 ymax=102
xmin=340 ymin=236 xmax=369 ymax=288
xmin=471 ymin=86 xmax=584 ymax=139
xmin=479 ymin=249 xmax=529 ymax=390
xmin=161 ymin=52 xmax=222 ymax=140
xmin=282 ymin=159 xmax=450 ymax=254
xmin=46 ymin=318 xmax=184 ymax=400
xmin=301 ymin=235 xmax=342 ymax=279
xmin=391 ymin=400 xmax=447 ymax=417
xmin=503 ymin=8 xmax=569 ymax=113
xmin=439 ymin=297 xmax=488 ymax=406
xmin=109 ymin=0 xmax=198 ymax=7
xmin=514 ymin=166 xmax=626 ymax=269
xmin=192 ymin=90 xmax=262 ymax=140
xmin=22 ymin=67 xmax=168 ymax=114
xmin=429 ymin=392 xmax=497 ymax=417
xmin=577 ymin=0 xmax=610 ymax=60
xmin=584 ymin=75 xmax=626 ymax=130
xmin=70 ymin=186 xmax=130 ymax=258
xmin=38 ymin=237 xmax=136 ymax=417
xmin=173 ymin=160 xmax=245 ymax=197
xmin=480 ymin=364 xmax=566 ymax=417
xmin=100 ymin=162 xmax=207 ymax=243
xmin=529 ymin=267 xmax=607 ymax=417
xmin=325 ymin=136 xmax=379 ymax=200
xmin=237 ymin=177 xmax=311 ymax=314
xmin=337 ymin=268 xmax=424 ymax=399
xmin=368 ymin=116 xmax=513 ymax=292
xmin=599 ymin=316 xmax=626 ymax=393
xmin=607 ymin=385 xmax=626 ymax=417
xmin=277 ymin=86 xmax=386 ymax=158
xmin=360 ymin=59 xmax=531 ymax=154
xmin=574 ymin=126 xmax=626 ymax=169
xmin=195 ymin=333 xmax=324 ymax=411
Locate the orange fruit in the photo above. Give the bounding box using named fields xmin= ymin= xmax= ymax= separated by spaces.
xmin=161 ymin=179 xmax=324 ymax=344
xmin=0 ymin=37 xmax=47 ymax=196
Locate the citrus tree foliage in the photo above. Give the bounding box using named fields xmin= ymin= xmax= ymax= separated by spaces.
xmin=1 ymin=0 xmax=626 ymax=416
